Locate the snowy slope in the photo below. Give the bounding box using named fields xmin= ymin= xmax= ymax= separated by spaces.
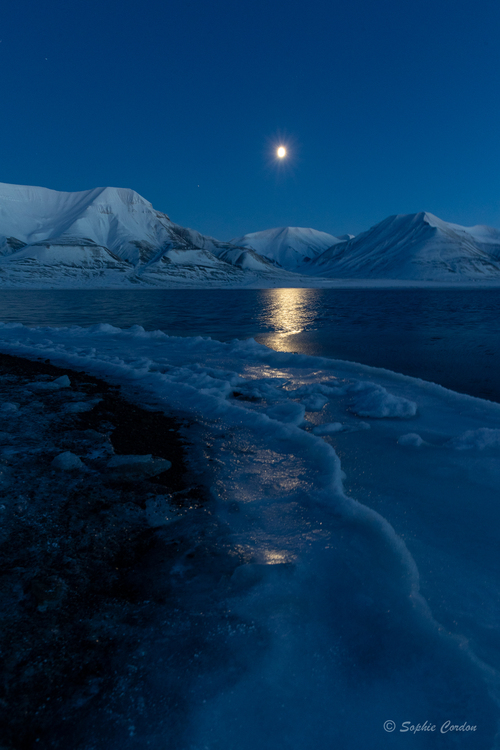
xmin=229 ymin=227 xmax=343 ymax=271
xmin=169 ymin=225 xmax=276 ymax=271
xmin=2 ymin=183 xmax=500 ymax=286
xmin=0 ymin=182 xmax=282 ymax=287
xmin=311 ymin=212 xmax=500 ymax=280
xmin=0 ymin=236 xmax=133 ymax=286
xmin=0 ymin=183 xmax=168 ymax=265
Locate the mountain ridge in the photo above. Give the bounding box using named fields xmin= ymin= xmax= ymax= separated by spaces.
xmin=0 ymin=182 xmax=282 ymax=285
xmin=310 ymin=211 xmax=500 ymax=279
xmin=1 ymin=182 xmax=500 ymax=286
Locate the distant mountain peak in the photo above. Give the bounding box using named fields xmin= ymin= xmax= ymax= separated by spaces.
xmin=311 ymin=211 xmax=500 ymax=280
xmin=229 ymin=226 xmax=344 ymax=270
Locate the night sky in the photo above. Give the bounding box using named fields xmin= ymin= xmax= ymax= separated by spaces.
xmin=1 ymin=0 xmax=499 ymax=239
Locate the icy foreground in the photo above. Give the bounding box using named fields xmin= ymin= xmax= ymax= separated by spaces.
xmin=1 ymin=322 xmax=499 ymax=747
xmin=1 ymin=182 xmax=500 ymax=286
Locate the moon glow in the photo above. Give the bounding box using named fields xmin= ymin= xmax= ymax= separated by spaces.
xmin=277 ymin=146 xmax=286 ymax=158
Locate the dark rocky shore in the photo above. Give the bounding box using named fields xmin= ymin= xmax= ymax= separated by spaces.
xmin=0 ymin=353 xmax=247 ymax=749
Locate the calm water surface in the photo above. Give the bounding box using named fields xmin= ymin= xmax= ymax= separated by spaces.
xmin=0 ymin=288 xmax=499 ymax=402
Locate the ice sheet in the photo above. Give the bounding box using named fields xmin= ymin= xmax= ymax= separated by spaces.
xmin=1 ymin=321 xmax=499 ymax=748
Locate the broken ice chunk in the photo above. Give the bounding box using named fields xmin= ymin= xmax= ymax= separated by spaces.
xmin=351 ymin=385 xmax=417 ymax=419
xmin=51 ymin=451 xmax=86 ymax=471
xmin=266 ymin=402 xmax=305 ymax=426
xmin=397 ymin=433 xmax=425 ymax=447
xmin=0 ymin=402 xmax=19 ymax=413
xmin=53 ymin=375 xmax=71 ymax=387
xmin=28 ymin=375 xmax=71 ymax=391
xmin=448 ymin=428 xmax=500 ymax=451
xmin=302 ymin=394 xmax=329 ymax=412
xmin=62 ymin=399 xmax=101 ymax=413
xmin=106 ymin=454 xmax=172 ymax=482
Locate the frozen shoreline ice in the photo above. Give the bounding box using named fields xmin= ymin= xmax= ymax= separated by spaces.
xmin=1 ymin=321 xmax=499 ymax=748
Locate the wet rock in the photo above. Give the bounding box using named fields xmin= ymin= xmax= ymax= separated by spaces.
xmin=0 ymin=462 xmax=12 ymax=488
xmin=30 ymin=575 xmax=67 ymax=612
xmin=230 ymin=561 xmax=294 ymax=591
xmin=145 ymin=495 xmax=176 ymax=527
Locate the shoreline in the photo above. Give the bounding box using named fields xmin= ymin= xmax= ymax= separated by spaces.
xmin=0 ymin=352 xmax=212 ymax=748
xmin=1 ymin=320 xmax=499 ymax=747
xmin=2 ymin=281 xmax=500 ymax=290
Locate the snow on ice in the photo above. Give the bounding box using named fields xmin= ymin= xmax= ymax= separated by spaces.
xmin=397 ymin=432 xmax=426 ymax=447
xmin=1 ymin=321 xmax=500 ymax=747
xmin=51 ymin=450 xmax=86 ymax=471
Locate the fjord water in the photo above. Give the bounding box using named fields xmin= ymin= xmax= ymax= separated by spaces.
xmin=1 ymin=287 xmax=499 ymax=401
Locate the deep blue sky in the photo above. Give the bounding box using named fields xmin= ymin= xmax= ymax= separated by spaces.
xmin=1 ymin=0 xmax=499 ymax=239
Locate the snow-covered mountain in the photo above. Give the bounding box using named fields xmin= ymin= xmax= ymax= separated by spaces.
xmin=310 ymin=212 xmax=500 ymax=280
xmin=229 ymin=226 xmax=344 ymax=271
xmin=0 ymin=183 xmax=286 ymax=287
xmin=1 ymin=183 xmax=500 ymax=286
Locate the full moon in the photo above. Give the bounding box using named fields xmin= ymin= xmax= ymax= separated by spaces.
xmin=277 ymin=146 xmax=286 ymax=158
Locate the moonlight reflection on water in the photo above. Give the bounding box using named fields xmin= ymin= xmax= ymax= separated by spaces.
xmin=0 ymin=287 xmax=499 ymax=401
